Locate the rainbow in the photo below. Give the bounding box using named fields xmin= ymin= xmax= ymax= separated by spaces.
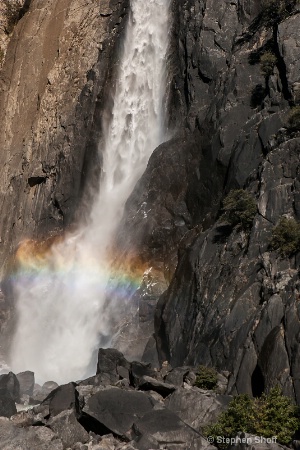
xmin=6 ymin=235 xmax=149 ymax=304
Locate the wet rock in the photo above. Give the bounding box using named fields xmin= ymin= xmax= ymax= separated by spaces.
xmin=41 ymin=382 xmax=79 ymax=418
xmin=0 ymin=372 xmax=20 ymax=402
xmin=0 ymin=388 xmax=17 ymax=418
xmin=16 ymin=371 xmax=35 ymax=396
xmin=96 ymin=348 xmax=130 ymax=384
xmin=31 ymin=381 xmax=59 ymax=404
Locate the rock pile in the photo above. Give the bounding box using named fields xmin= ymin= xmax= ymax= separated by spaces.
xmin=0 ymin=348 xmax=232 ymax=450
xmin=0 ymin=348 xmax=292 ymax=450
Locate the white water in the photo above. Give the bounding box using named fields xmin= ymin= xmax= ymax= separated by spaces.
xmin=9 ymin=0 xmax=170 ymax=384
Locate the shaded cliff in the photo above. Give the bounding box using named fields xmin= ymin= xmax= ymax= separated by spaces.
xmin=152 ymin=0 xmax=300 ymax=401
xmin=110 ymin=0 xmax=300 ymax=403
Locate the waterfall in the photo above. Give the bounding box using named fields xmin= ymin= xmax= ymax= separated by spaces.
xmin=9 ymin=0 xmax=170 ymax=384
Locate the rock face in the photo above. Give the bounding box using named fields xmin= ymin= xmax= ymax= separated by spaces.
xmin=109 ymin=0 xmax=299 ymax=364
xmin=130 ymin=0 xmax=300 ymax=404
xmin=0 ymin=0 xmax=129 ymax=277
xmin=155 ymin=135 xmax=300 ymax=400
xmin=1 ymin=0 xmax=300 ymax=425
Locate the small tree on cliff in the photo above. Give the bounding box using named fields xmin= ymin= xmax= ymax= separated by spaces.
xmin=287 ymin=106 xmax=300 ymax=131
xmin=205 ymin=387 xmax=299 ymax=448
xmin=270 ymin=217 xmax=300 ymax=256
xmin=261 ymin=0 xmax=297 ymax=25
xmin=219 ymin=189 xmax=257 ymax=230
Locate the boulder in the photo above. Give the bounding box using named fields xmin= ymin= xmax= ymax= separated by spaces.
xmin=164 ymin=367 xmax=191 ymax=387
xmin=137 ymin=376 xmax=176 ymax=398
xmin=0 ymin=388 xmax=17 ymax=418
xmin=165 ymin=387 xmax=232 ymax=431
xmin=41 ymin=382 xmax=79 ymax=417
xmin=0 ymin=372 xmax=20 ymax=402
xmin=30 ymin=381 xmax=59 ymax=404
xmin=132 ymin=408 xmax=215 ymax=450
xmin=130 ymin=361 xmax=156 ymax=387
xmin=96 ymin=348 xmax=130 ymax=384
xmin=16 ymin=371 xmax=35 ymax=396
xmin=43 ymin=381 xmax=59 ymax=391
xmin=80 ymin=387 xmax=154 ymax=438
xmin=0 ymin=417 xmax=63 ymax=449
xmin=48 ymin=409 xmax=89 ymax=448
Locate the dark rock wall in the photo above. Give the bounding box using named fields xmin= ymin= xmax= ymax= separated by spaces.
xmin=152 ymin=0 xmax=300 ymax=401
xmin=110 ymin=0 xmax=300 ymax=400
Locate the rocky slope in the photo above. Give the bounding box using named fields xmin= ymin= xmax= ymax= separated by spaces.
xmin=0 ymin=347 xmax=286 ymax=450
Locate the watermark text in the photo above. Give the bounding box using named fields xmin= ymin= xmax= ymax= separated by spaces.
xmin=206 ymin=436 xmax=277 ymax=445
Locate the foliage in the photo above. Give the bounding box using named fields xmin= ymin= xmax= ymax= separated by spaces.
xmin=287 ymin=106 xmax=300 ymax=131
xmin=0 ymin=0 xmax=23 ymax=34
xmin=260 ymin=51 xmax=277 ymax=77
xmin=195 ymin=366 xmax=218 ymax=390
xmin=219 ymin=190 xmax=257 ymax=230
xmin=206 ymin=395 xmax=256 ymax=447
xmin=205 ymin=387 xmax=300 ymax=448
xmin=254 ymin=387 xmax=299 ymax=444
xmin=261 ymin=0 xmax=297 ymax=26
xmin=270 ymin=217 xmax=300 ymax=256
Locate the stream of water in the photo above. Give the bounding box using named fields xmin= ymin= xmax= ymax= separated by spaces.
xmin=9 ymin=0 xmax=170 ymax=384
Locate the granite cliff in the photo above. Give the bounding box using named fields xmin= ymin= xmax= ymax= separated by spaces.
xmin=0 ymin=0 xmax=300 ymax=412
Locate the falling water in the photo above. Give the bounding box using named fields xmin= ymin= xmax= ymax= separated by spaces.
xmin=9 ymin=0 xmax=170 ymax=384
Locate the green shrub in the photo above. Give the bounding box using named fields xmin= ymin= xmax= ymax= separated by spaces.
xmin=261 ymin=0 xmax=295 ymax=25
xmin=260 ymin=51 xmax=277 ymax=77
xmin=205 ymin=387 xmax=299 ymax=448
xmin=195 ymin=366 xmax=218 ymax=390
xmin=287 ymin=106 xmax=300 ymax=131
xmin=270 ymin=217 xmax=300 ymax=256
xmin=219 ymin=190 xmax=257 ymax=230
xmin=206 ymin=395 xmax=256 ymax=447
xmin=254 ymin=387 xmax=299 ymax=444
